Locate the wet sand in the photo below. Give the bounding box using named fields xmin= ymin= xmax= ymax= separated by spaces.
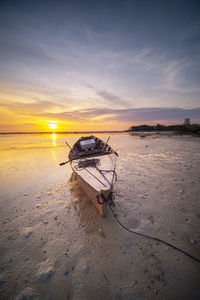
xmin=0 ymin=133 xmax=200 ymax=299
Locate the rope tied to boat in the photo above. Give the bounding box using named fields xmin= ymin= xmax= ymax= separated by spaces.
xmin=96 ymin=189 xmax=115 ymax=205
xmin=73 ymin=156 xmax=117 ymax=207
xmin=108 ymin=203 xmax=200 ymax=264
xmin=96 ymin=167 xmax=117 ymax=182
xmin=74 ymin=158 xmax=117 ymax=187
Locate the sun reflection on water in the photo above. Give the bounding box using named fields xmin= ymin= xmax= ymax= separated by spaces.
xmin=51 ymin=133 xmax=57 ymax=147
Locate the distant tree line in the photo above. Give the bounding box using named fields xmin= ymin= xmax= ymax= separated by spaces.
xmin=127 ymin=119 xmax=200 ymax=135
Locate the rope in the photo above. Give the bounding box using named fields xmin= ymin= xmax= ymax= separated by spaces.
xmin=72 ymin=152 xmax=200 ymax=264
xmin=73 ymin=157 xmax=116 ymax=188
xmin=95 ymin=166 xmax=113 ymax=187
xmin=84 ymin=168 xmax=107 ymax=187
xmin=96 ymin=168 xmax=117 ymax=181
xmin=108 ymin=204 xmax=200 ymax=264
xmin=74 ymin=158 xmax=100 ymax=171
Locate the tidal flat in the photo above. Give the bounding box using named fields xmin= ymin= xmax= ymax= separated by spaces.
xmin=0 ymin=133 xmax=200 ymax=299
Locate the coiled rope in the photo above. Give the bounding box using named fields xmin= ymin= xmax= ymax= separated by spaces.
xmin=74 ymin=158 xmax=101 ymax=171
xmin=74 ymin=158 xmax=117 ymax=187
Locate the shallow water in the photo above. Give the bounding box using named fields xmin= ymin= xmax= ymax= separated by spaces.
xmin=0 ymin=133 xmax=200 ymax=299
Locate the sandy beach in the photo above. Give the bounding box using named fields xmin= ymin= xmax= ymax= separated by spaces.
xmin=0 ymin=133 xmax=200 ymax=299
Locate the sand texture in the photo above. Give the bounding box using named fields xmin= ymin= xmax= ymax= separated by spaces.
xmin=0 ymin=133 xmax=200 ymax=299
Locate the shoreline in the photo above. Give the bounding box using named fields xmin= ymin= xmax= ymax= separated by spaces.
xmin=1 ymin=130 xmax=199 ymax=137
xmin=0 ymin=131 xmax=124 ymax=135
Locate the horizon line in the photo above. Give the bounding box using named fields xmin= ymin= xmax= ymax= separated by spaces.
xmin=0 ymin=130 xmax=126 ymax=135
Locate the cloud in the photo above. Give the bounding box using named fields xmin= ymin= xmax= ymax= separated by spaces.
xmin=86 ymin=84 xmax=126 ymax=107
xmin=35 ymin=107 xmax=200 ymax=124
xmin=96 ymin=90 xmax=122 ymax=103
xmin=23 ymin=123 xmax=36 ymax=125
xmin=88 ymin=46 xmax=200 ymax=97
xmin=0 ymin=0 xmax=200 ymax=115
xmin=0 ymin=99 xmax=65 ymax=113
xmin=1 ymin=98 xmax=199 ymax=124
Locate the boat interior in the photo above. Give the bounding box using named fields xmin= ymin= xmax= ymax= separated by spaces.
xmin=69 ymin=136 xmax=113 ymax=160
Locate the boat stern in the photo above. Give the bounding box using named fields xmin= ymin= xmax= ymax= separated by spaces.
xmin=96 ymin=187 xmax=114 ymax=217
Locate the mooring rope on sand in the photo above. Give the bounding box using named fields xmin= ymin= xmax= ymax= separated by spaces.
xmin=108 ymin=204 xmax=200 ymax=264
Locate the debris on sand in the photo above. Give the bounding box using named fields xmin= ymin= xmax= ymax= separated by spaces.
xmin=36 ymin=261 xmax=54 ymax=281
xmin=21 ymin=227 xmax=33 ymax=239
xmin=46 ymin=191 xmax=53 ymax=196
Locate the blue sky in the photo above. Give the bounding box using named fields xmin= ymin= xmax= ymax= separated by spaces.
xmin=0 ymin=0 xmax=200 ymax=131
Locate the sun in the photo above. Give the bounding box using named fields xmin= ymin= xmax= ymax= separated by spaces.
xmin=49 ymin=123 xmax=57 ymax=130
xmin=48 ymin=121 xmax=58 ymax=131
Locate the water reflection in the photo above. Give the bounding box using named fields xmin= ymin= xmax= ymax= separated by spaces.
xmin=51 ymin=133 xmax=57 ymax=147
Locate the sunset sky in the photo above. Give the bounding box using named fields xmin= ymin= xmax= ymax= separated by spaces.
xmin=0 ymin=0 xmax=200 ymax=132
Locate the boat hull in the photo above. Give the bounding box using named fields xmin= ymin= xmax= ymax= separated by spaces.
xmin=71 ymin=153 xmax=116 ymax=217
xmin=74 ymin=171 xmax=106 ymax=217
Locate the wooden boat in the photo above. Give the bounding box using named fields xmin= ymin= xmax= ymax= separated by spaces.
xmin=68 ymin=136 xmax=118 ymax=217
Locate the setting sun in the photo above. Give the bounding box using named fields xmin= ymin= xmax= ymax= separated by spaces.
xmin=48 ymin=121 xmax=58 ymax=131
xmin=49 ymin=124 xmax=57 ymax=130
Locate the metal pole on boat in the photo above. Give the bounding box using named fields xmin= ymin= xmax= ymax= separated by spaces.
xmin=59 ymin=157 xmax=76 ymax=166
xmin=103 ymin=136 xmax=110 ymax=150
xmin=59 ymin=160 xmax=70 ymax=166
xmin=105 ymin=136 xmax=110 ymax=145
xmin=65 ymin=141 xmax=72 ymax=150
